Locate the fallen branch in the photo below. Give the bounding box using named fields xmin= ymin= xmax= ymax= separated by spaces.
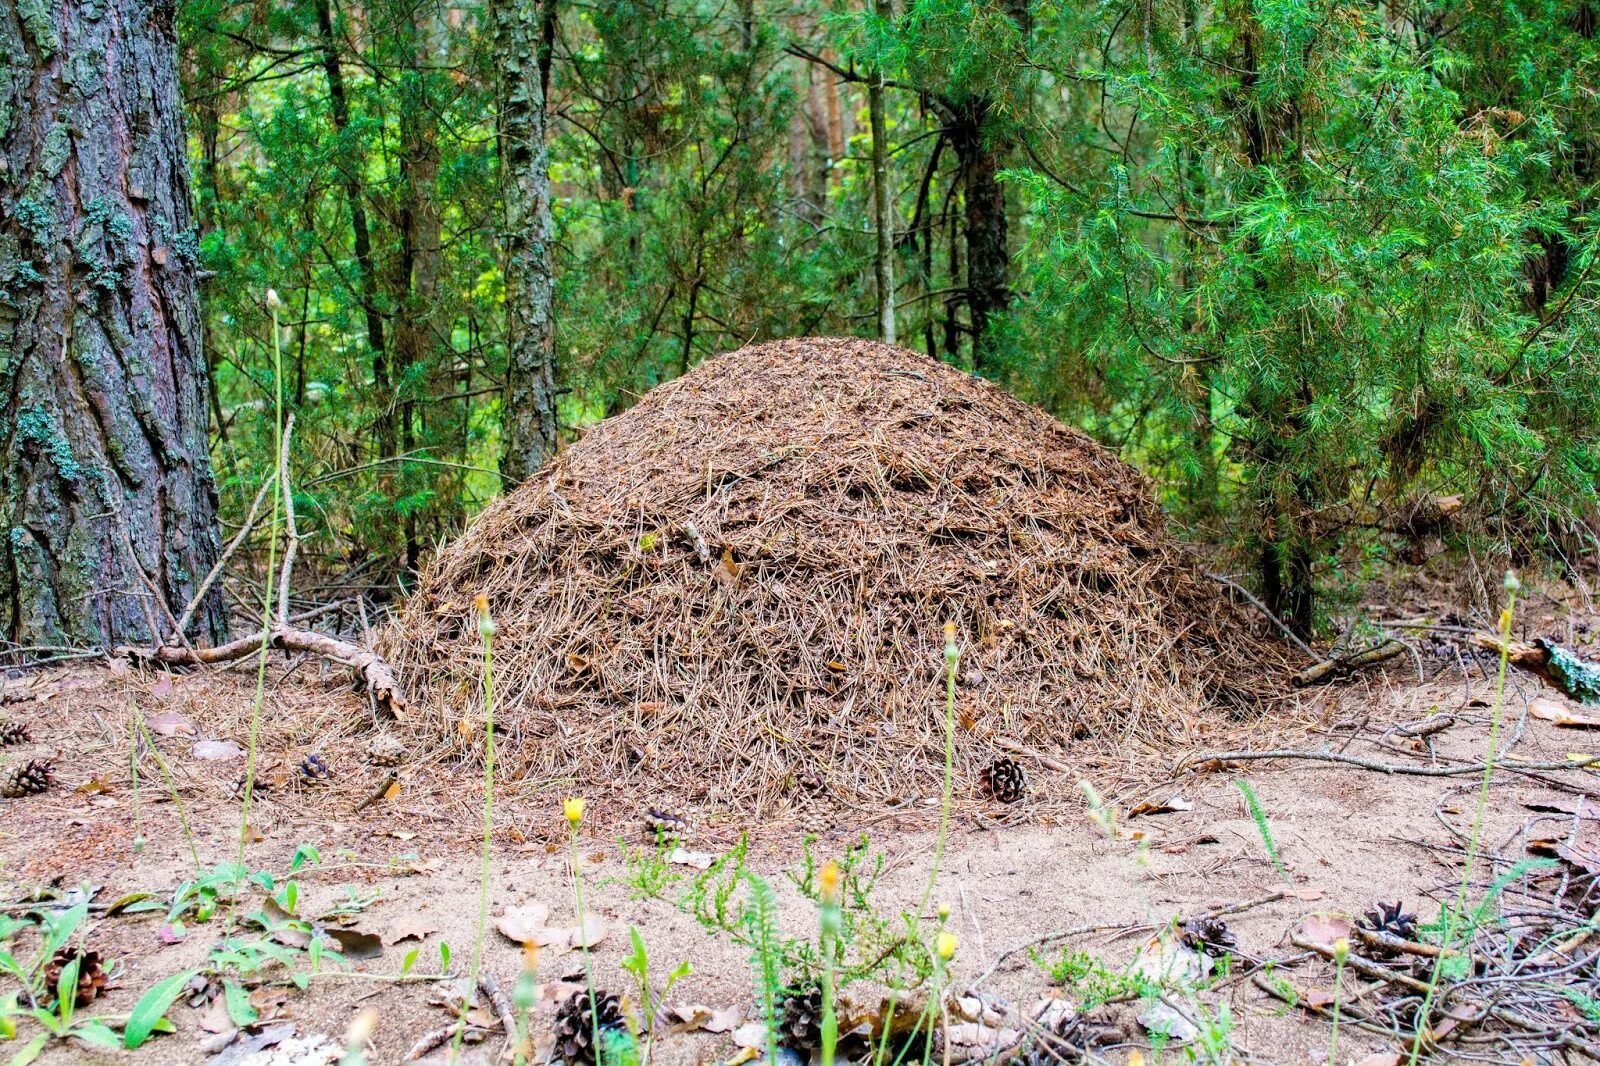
xmin=1180 ymin=748 xmax=1600 ymax=778
xmin=1293 ymin=638 xmax=1408 ymax=686
xmin=1203 ymin=572 xmax=1316 ymax=660
xmin=479 ymin=971 xmax=522 ymax=1063
xmin=118 ymin=627 xmax=408 ymax=717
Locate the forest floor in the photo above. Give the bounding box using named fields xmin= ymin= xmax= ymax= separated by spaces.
xmin=4 ymin=576 xmax=1600 ymax=1065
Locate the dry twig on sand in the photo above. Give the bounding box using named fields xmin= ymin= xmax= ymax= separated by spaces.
xmin=119 ymin=414 xmax=408 ymax=717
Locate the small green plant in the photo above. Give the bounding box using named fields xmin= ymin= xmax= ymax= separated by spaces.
xmin=620 ymin=928 xmax=691 ymax=1061
xmin=612 ymin=839 xmax=682 ymax=901
xmin=1234 ymin=779 xmax=1289 ymax=881
xmin=1327 ymin=936 xmax=1349 ymax=1065
xmin=1030 ymin=946 xmax=1154 ymax=1009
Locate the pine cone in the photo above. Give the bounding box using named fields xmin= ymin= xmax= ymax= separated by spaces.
xmin=984 ymin=758 xmax=1026 ymax=803
xmin=364 ymin=733 xmax=407 ymax=767
xmin=1 ymin=759 xmax=54 ymax=798
xmin=44 ymin=949 xmax=109 ymax=1007
xmin=643 ymin=806 xmax=688 ymax=840
xmin=232 ymin=773 xmax=272 ymax=801
xmin=299 ymin=753 xmax=333 ymax=785
xmin=1359 ymin=900 xmax=1418 ymax=952
xmin=553 ymin=989 xmax=627 ymax=1065
xmin=777 ymin=985 xmax=823 ymax=1054
xmin=1179 ymin=916 xmax=1236 ymax=957
xmin=0 ymin=721 xmax=30 ymax=747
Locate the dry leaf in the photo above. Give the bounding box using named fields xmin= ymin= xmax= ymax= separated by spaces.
xmin=148 ymin=710 xmax=195 ymax=736
xmin=192 ymin=739 xmax=244 ymax=761
xmin=1531 ymin=698 xmax=1600 ymax=728
xmin=1129 ymin=795 xmax=1193 ymax=817
xmin=1296 ymin=912 xmax=1352 ymax=946
xmin=324 ymin=928 xmax=384 ymax=960
xmin=569 ymin=912 xmax=608 ymax=948
xmin=667 ymin=847 xmax=715 ymax=869
xmin=1353 ymin=1056 xmax=1400 ymax=1066
xmin=496 ymin=903 xmax=553 ymax=945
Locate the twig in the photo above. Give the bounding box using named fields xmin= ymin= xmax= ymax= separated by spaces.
xmin=276 ymin=414 xmax=299 ymax=629
xmin=1202 ymin=572 xmax=1316 ymax=660
xmin=1181 ymin=748 xmax=1600 ymax=778
xmin=175 ymin=470 xmax=277 ymax=639
xmin=353 ymin=771 xmax=400 ymax=813
xmin=479 ymin=970 xmax=521 ymax=1062
xmin=405 ymin=1020 xmax=488 ymax=1061
xmin=1294 ymin=639 xmax=1408 ymax=686
xmin=118 ymin=628 xmax=408 ymax=717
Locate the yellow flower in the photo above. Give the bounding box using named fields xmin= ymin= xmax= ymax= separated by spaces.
xmin=475 ymin=593 xmax=495 ymax=638
xmin=563 ymin=797 xmax=586 ymax=826
xmin=1332 ymin=937 xmax=1350 ymax=963
xmin=935 ymin=931 xmax=957 ymax=961
xmin=937 ymin=901 xmax=951 ymax=921
xmin=819 ymin=860 xmax=840 ymax=904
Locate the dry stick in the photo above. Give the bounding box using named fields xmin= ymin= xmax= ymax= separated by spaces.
xmin=1294 ymin=639 xmax=1409 ymax=686
xmin=477 ymin=971 xmax=520 ymax=1063
xmin=276 ymin=414 xmax=300 ymax=629
xmin=1290 ymin=936 xmax=1600 ymax=1057
xmin=404 ymin=1021 xmax=488 ymax=1062
xmin=175 ymin=470 xmax=277 ymax=638
xmin=1180 ymin=748 xmax=1600 ymax=778
xmin=1202 ymin=572 xmax=1316 ymax=660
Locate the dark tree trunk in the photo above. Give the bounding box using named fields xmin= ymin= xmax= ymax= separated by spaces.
xmin=315 ymin=0 xmax=393 ymax=460
xmin=497 ymin=0 xmax=560 ymax=484
xmin=948 ymin=98 xmax=1009 ymax=375
xmin=0 ymin=0 xmax=227 ymax=648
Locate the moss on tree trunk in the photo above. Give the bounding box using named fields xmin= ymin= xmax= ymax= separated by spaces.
xmin=0 ymin=0 xmax=226 ymax=649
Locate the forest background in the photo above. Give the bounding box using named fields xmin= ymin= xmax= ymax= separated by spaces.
xmin=11 ymin=0 xmax=1600 ymax=646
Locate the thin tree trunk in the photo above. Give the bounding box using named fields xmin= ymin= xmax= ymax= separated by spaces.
xmin=315 ymin=0 xmax=393 ymax=460
xmin=0 ymin=0 xmax=227 ymax=647
xmin=949 ymin=97 xmax=1009 ymax=373
xmin=497 ymin=0 xmax=560 ymax=483
xmin=868 ymin=0 xmax=895 ymax=345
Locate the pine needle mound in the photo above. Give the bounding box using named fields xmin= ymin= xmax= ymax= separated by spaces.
xmin=386 ymin=339 xmax=1292 ymax=811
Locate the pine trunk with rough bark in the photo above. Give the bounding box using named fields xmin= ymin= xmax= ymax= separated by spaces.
xmin=497 ymin=0 xmax=559 ymax=484
xmin=0 ymin=0 xmax=227 ymax=650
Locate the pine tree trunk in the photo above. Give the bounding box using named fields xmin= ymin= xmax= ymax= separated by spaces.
xmin=868 ymin=0 xmax=895 ymax=346
xmin=0 ymin=0 xmax=227 ymax=649
xmin=497 ymin=0 xmax=559 ymax=484
xmin=949 ymin=97 xmax=1009 ymax=373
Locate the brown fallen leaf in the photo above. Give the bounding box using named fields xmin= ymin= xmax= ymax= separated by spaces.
xmin=387 ymin=913 xmax=439 ymax=945
xmin=568 ymin=912 xmax=608 ymax=948
xmin=1531 ymin=697 xmax=1600 ymax=729
xmin=496 ymin=903 xmax=553 ymax=945
xmin=147 ymin=710 xmax=195 ymax=737
xmin=325 ymin=928 xmax=384 ymax=960
xmin=1296 ymin=912 xmax=1352 ymax=947
xmin=1129 ymin=795 xmax=1193 ymax=817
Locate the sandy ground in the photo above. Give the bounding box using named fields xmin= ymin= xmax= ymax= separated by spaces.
xmin=2 ymin=621 xmax=1598 ymax=1065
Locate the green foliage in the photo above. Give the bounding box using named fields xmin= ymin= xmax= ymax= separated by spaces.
xmin=1235 ymin=779 xmax=1288 ymax=881
xmin=180 ymin=0 xmax=1600 ymax=619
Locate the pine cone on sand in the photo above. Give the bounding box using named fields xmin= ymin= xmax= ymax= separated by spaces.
xmin=0 ymin=721 xmax=30 ymax=747
xmin=984 ymin=758 xmax=1027 ymax=803
xmin=1 ymin=759 xmax=53 ymax=798
xmin=643 ymin=806 xmax=689 ymax=840
xmin=1179 ymin=916 xmax=1237 ymax=957
xmin=364 ymin=733 xmax=407 ymax=767
xmin=776 ymin=986 xmax=824 ymax=1055
xmin=1359 ymin=900 xmax=1419 ymax=954
xmin=553 ymin=988 xmax=627 ymax=1065
xmin=44 ymin=949 xmax=109 ymax=1007
xmin=299 ymin=753 xmax=334 ymax=785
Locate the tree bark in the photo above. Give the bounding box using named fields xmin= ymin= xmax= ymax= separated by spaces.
xmin=497 ymin=0 xmax=559 ymax=484
xmin=949 ymin=97 xmax=1009 ymax=373
xmin=0 ymin=0 xmax=227 ymax=648
xmin=868 ymin=0 xmax=895 ymax=345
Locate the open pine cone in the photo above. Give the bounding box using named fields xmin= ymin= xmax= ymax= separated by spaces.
xmin=1358 ymin=900 xmax=1418 ymax=953
xmin=1 ymin=759 xmax=54 ymax=798
xmin=776 ymin=985 xmax=824 ymax=1054
xmin=553 ymin=988 xmax=627 ymax=1065
xmin=0 ymin=721 xmax=30 ymax=747
xmin=1179 ymin=916 xmax=1237 ymax=957
xmin=643 ymin=806 xmax=689 ymax=840
xmin=364 ymin=733 xmax=407 ymax=767
xmin=44 ymin=948 xmax=109 ymax=1007
xmin=299 ymin=753 xmax=334 ymax=785
xmin=984 ymin=757 xmax=1026 ymax=803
